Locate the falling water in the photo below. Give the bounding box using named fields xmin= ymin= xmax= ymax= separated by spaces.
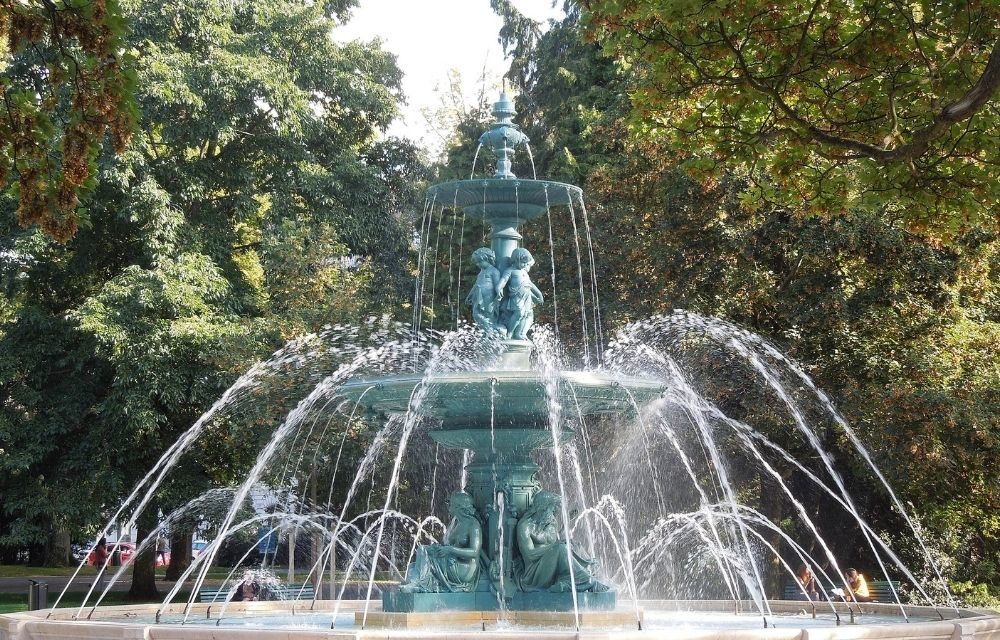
xmin=411 ymin=196 xmax=434 ymax=336
xmin=470 ymin=143 xmax=482 ymax=179
xmin=543 ymin=185 xmax=560 ymax=345
xmin=534 ymin=330 xmax=581 ymax=629
xmin=427 ymin=204 xmax=445 ymax=331
xmin=564 ymin=190 xmax=591 ymax=366
xmin=575 ymin=194 xmax=604 ymax=363
xmin=496 ymin=491 xmax=507 ymax=615
xmin=525 ymin=143 xmax=537 ymax=180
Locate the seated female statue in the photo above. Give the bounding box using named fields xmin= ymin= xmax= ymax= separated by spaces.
xmin=514 ymin=491 xmax=607 ymax=593
xmin=399 ymin=491 xmax=482 ymax=593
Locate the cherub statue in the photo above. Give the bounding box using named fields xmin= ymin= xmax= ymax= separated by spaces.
xmin=466 ymin=247 xmax=505 ymax=336
xmin=399 ymin=492 xmax=482 ymax=593
xmin=497 ymin=247 xmax=544 ymax=340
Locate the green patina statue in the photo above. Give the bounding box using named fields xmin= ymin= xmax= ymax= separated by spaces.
xmin=498 ymin=247 xmax=543 ymax=340
xmin=466 ymin=247 xmax=506 ymax=336
xmin=514 ymin=491 xmax=607 ymax=593
xmin=399 ymin=492 xmax=482 ymax=593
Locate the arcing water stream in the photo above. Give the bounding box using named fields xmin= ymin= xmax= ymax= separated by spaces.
xmin=62 ymin=94 xmax=959 ymax=630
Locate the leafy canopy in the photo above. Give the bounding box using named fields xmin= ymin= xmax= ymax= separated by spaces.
xmin=0 ymin=0 xmax=424 ymax=563
xmin=581 ymin=0 xmax=1000 ymax=239
xmin=1 ymin=0 xmax=138 ymax=241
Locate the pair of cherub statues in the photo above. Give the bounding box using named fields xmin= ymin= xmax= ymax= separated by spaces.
xmin=466 ymin=247 xmax=543 ymax=340
xmin=399 ymin=491 xmax=606 ymax=594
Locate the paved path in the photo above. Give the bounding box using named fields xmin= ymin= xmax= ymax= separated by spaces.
xmin=0 ymin=576 xmax=382 ymax=599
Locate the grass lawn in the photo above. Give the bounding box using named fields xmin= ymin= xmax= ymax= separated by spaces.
xmin=0 ymin=566 xmax=89 ymax=577
xmin=0 ymin=591 xmax=192 ymax=615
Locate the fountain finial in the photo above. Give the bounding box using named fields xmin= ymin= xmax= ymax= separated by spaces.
xmin=479 ymin=93 xmax=530 ymax=179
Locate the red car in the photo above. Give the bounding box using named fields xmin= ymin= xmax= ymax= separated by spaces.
xmin=87 ymin=541 xmax=135 ymax=566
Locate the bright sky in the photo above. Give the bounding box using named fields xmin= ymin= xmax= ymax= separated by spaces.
xmin=334 ymin=0 xmax=565 ymax=155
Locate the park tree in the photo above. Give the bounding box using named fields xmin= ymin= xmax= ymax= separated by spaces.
xmin=486 ymin=5 xmax=1000 ymax=600
xmin=0 ymin=0 xmax=425 ymax=588
xmin=1 ymin=0 xmax=138 ymax=241
xmin=580 ymin=0 xmax=1000 ymax=239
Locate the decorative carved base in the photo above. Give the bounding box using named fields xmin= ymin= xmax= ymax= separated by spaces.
xmin=382 ymin=589 xmax=617 ymax=613
xmin=361 ymin=605 xmax=639 ymax=629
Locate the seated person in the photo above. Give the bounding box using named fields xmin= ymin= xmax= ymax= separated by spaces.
xmin=400 ymin=492 xmax=481 ymax=593
xmin=234 ymin=577 xmax=259 ymax=601
xmin=795 ymin=564 xmax=819 ymax=601
xmin=844 ymin=568 xmax=872 ymax=602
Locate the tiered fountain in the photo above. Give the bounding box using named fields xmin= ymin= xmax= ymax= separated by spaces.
xmin=340 ymin=93 xmax=663 ymax=623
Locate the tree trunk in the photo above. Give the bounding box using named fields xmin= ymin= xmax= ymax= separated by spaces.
xmin=165 ymin=530 xmax=192 ymax=582
xmin=759 ymin=470 xmax=786 ymax=599
xmin=46 ymin=527 xmax=72 ymax=567
xmin=128 ymin=511 xmax=158 ymax=600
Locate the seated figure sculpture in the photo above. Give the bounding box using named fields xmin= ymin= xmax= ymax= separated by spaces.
xmin=399 ymin=491 xmax=482 ymax=593
xmin=466 ymin=247 xmax=505 ymax=336
xmin=497 ymin=247 xmax=543 ymax=340
xmin=514 ymin=491 xmax=607 ymax=593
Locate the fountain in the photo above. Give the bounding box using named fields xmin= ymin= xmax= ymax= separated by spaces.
xmin=338 ymin=92 xmax=663 ymax=623
xmin=2 ymin=93 xmax=999 ymax=640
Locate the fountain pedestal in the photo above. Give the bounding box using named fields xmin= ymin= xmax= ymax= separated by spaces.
xmin=341 ymin=365 xmax=664 ymax=615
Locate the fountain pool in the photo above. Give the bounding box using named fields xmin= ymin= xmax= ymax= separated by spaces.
xmin=3 ymin=601 xmax=999 ymax=640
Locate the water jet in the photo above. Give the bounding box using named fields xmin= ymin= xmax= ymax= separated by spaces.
xmin=5 ymin=93 xmax=999 ymax=640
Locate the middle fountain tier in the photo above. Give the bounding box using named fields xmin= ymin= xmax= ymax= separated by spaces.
xmin=338 ymin=93 xmax=666 ymax=616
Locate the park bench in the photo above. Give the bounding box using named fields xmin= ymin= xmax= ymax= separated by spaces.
xmin=197 ymin=582 xmax=316 ymax=603
xmin=782 ymin=579 xmax=902 ymax=602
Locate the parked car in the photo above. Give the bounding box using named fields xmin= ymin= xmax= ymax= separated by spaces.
xmin=192 ymin=541 xmax=208 ymax=558
xmin=112 ymin=541 xmax=135 ymax=564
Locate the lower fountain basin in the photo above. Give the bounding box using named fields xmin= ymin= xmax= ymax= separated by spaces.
xmin=6 ymin=600 xmax=996 ymax=639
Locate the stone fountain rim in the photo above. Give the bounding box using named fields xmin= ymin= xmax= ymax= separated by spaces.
xmin=4 ymin=600 xmax=998 ymax=640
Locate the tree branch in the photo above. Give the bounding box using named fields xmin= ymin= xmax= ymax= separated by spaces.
xmin=719 ymin=21 xmax=1000 ymax=164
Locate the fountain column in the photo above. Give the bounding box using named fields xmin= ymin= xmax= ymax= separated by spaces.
xmin=348 ymin=92 xmax=660 ymax=621
xmin=490 ymin=222 xmax=522 ymax=274
xmin=477 ymin=94 xmax=537 ymax=368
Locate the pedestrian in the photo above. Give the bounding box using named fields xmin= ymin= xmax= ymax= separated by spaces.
xmin=90 ymin=538 xmax=109 ymax=590
xmin=89 ymin=538 xmax=109 ymax=568
xmin=156 ymin=536 xmax=168 ymax=566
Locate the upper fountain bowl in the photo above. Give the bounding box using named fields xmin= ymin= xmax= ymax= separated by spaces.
xmin=426 ymin=178 xmax=583 ymax=220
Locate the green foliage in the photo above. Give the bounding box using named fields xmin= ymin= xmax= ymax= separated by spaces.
xmin=581 ymin=0 xmax=1000 ymax=240
xmin=949 ymin=580 xmax=1000 ymax=609
xmin=0 ymin=0 xmax=424 ymax=566
xmin=1 ymin=0 xmax=139 ymax=241
xmin=493 ymin=6 xmax=1000 ymax=597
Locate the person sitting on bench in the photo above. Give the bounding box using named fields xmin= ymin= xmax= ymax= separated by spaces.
xmin=796 ymin=564 xmax=819 ymax=601
xmin=843 ymin=568 xmax=872 ymax=602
